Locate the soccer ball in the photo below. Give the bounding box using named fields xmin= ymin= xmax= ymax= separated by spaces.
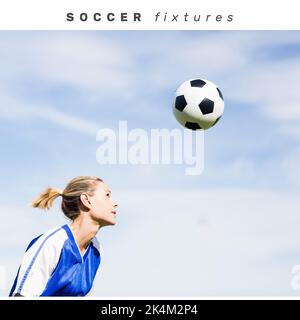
xmin=173 ymin=78 xmax=224 ymax=130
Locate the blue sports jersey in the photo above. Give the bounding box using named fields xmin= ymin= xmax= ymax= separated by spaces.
xmin=9 ymin=224 xmax=101 ymax=297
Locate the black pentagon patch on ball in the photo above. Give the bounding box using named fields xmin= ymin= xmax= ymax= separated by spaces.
xmin=212 ymin=116 xmax=221 ymax=127
xmin=175 ymin=95 xmax=187 ymax=112
xmin=190 ymin=79 xmax=206 ymax=88
xmin=217 ymin=88 xmax=224 ymax=101
xmin=185 ymin=122 xmax=201 ymax=130
xmin=198 ymin=98 xmax=214 ymax=115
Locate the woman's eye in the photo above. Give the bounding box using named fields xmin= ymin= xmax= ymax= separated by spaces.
xmin=106 ymin=193 xmax=110 ymax=197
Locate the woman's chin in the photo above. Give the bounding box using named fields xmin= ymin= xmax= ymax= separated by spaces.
xmin=98 ymin=218 xmax=116 ymax=227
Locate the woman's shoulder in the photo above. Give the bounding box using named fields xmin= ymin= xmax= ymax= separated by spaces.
xmin=26 ymin=225 xmax=69 ymax=253
xmin=38 ymin=225 xmax=68 ymax=242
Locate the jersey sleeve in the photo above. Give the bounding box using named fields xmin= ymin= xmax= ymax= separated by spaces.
xmin=12 ymin=230 xmax=63 ymax=297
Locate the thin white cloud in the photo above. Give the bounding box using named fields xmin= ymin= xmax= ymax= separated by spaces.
xmin=0 ymin=92 xmax=99 ymax=135
xmin=0 ymin=32 xmax=136 ymax=97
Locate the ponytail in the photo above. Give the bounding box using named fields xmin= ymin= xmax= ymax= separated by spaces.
xmin=31 ymin=187 xmax=63 ymax=210
xmin=31 ymin=176 xmax=102 ymax=219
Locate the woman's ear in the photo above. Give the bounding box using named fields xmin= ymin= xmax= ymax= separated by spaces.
xmin=80 ymin=193 xmax=92 ymax=210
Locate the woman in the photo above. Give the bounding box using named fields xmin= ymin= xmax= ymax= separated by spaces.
xmin=9 ymin=176 xmax=118 ymax=297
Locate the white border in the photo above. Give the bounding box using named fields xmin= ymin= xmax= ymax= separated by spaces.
xmin=0 ymin=0 xmax=299 ymax=30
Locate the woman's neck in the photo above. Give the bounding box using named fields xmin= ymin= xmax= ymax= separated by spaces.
xmin=69 ymin=215 xmax=100 ymax=254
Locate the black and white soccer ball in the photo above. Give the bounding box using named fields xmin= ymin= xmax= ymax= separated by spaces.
xmin=173 ymin=78 xmax=224 ymax=130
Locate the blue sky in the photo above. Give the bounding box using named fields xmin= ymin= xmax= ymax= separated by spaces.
xmin=1 ymin=31 xmax=300 ymax=296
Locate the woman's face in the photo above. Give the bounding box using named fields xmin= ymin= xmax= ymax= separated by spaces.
xmin=85 ymin=181 xmax=118 ymax=226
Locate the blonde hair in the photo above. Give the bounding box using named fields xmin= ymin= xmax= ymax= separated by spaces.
xmin=31 ymin=176 xmax=102 ymax=220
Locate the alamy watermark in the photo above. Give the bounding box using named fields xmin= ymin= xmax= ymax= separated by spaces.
xmin=96 ymin=121 xmax=204 ymax=175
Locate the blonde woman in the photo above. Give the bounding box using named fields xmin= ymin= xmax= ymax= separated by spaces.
xmin=9 ymin=176 xmax=118 ymax=297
